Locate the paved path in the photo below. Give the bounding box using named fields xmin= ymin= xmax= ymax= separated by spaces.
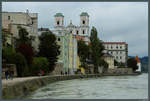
xmin=2 ymin=75 xmax=68 ymax=87
xmin=2 ymin=76 xmax=41 ymax=86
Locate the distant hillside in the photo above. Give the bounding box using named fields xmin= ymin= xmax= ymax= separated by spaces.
xmin=128 ymin=56 xmax=148 ymax=73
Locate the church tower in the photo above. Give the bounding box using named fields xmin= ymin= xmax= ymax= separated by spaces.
xmin=80 ymin=12 xmax=89 ymax=36
xmin=54 ymin=13 xmax=64 ymax=28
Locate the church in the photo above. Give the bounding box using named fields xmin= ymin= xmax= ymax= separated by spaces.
xmin=51 ymin=12 xmax=90 ymax=74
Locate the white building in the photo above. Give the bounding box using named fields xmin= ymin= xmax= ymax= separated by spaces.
xmin=50 ymin=12 xmax=90 ymax=74
xmin=103 ymin=42 xmax=128 ymax=65
xmin=135 ymin=56 xmax=141 ymax=72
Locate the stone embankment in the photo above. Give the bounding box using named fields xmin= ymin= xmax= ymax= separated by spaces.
xmin=2 ymin=73 xmax=141 ymax=99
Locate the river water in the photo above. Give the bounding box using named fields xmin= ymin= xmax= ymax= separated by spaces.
xmin=28 ymin=73 xmax=148 ymax=99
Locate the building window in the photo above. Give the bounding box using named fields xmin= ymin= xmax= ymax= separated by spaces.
xmin=120 ymin=46 xmax=122 ymax=49
xmin=58 ymin=38 xmax=61 ymax=41
xmin=70 ymin=30 xmax=72 ymax=33
xmin=83 ymin=30 xmax=85 ymax=34
xmin=83 ymin=20 xmax=85 ymax=24
xmin=111 ymin=46 xmax=113 ymax=49
xmin=120 ymin=51 xmax=122 ymax=54
xmin=76 ymin=30 xmax=79 ymax=34
xmin=116 ymin=56 xmax=118 ymax=59
xmin=111 ymin=51 xmax=113 ymax=54
xmin=8 ymin=16 xmax=10 ymax=20
xmin=107 ymin=46 xmax=109 ymax=49
xmin=120 ymin=56 xmax=122 ymax=59
xmin=32 ymin=21 xmax=34 ymax=24
xmin=116 ymin=46 xmax=118 ymax=49
xmin=116 ymin=51 xmax=118 ymax=54
xmin=57 ymin=21 xmax=60 ymax=25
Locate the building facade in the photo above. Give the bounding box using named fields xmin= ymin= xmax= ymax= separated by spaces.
xmin=103 ymin=53 xmax=115 ymax=69
xmin=51 ymin=12 xmax=90 ymax=74
xmin=103 ymin=42 xmax=128 ymax=65
xmin=2 ymin=10 xmax=39 ymax=51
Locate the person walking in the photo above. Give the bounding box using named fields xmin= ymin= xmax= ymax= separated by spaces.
xmin=5 ymin=70 xmax=9 ymax=80
xmin=10 ymin=70 xmax=14 ymax=80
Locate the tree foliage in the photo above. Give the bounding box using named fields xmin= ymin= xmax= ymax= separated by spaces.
xmin=38 ymin=31 xmax=60 ymax=72
xmin=2 ymin=46 xmax=28 ymax=77
xmin=32 ymin=57 xmax=49 ymax=75
xmin=15 ymin=26 xmax=34 ymax=48
xmin=78 ymin=40 xmax=89 ymax=68
xmin=16 ymin=44 xmax=34 ymax=66
xmin=127 ymin=58 xmax=138 ymax=71
xmin=90 ymin=26 xmax=105 ymax=73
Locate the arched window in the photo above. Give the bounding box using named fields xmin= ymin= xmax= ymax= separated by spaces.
xmin=83 ymin=30 xmax=85 ymax=34
xmin=57 ymin=21 xmax=59 ymax=25
xmin=76 ymin=30 xmax=79 ymax=34
xmin=83 ymin=20 xmax=85 ymax=24
xmin=8 ymin=16 xmax=10 ymax=20
xmin=58 ymin=38 xmax=61 ymax=41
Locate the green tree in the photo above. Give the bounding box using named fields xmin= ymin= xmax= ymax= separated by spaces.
xmin=90 ymin=26 xmax=105 ymax=73
xmin=78 ymin=40 xmax=89 ymax=69
xmin=15 ymin=26 xmax=34 ymax=48
xmin=127 ymin=58 xmax=138 ymax=71
xmin=2 ymin=28 xmax=12 ymax=47
xmin=38 ymin=31 xmax=60 ymax=72
xmin=32 ymin=57 xmax=49 ymax=75
xmin=2 ymin=46 xmax=28 ymax=77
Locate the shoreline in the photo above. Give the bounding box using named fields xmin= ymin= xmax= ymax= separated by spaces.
xmin=2 ymin=73 xmax=141 ymax=99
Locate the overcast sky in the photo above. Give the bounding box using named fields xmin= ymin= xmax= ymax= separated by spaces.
xmin=2 ymin=2 xmax=148 ymax=57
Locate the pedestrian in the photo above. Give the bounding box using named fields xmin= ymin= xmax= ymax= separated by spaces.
xmin=8 ymin=70 xmax=11 ymax=80
xmin=41 ymin=70 xmax=44 ymax=76
xmin=10 ymin=70 xmax=14 ymax=80
xmin=5 ymin=70 xmax=9 ymax=80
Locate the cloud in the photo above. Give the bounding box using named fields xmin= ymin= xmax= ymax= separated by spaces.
xmin=2 ymin=2 xmax=148 ymax=57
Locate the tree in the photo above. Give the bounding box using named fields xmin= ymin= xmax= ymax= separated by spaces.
xmin=32 ymin=57 xmax=49 ymax=75
xmin=78 ymin=40 xmax=89 ymax=69
xmin=15 ymin=26 xmax=34 ymax=48
xmin=2 ymin=46 xmax=28 ymax=77
xmin=2 ymin=28 xmax=12 ymax=47
xmin=16 ymin=44 xmax=34 ymax=66
xmin=90 ymin=26 xmax=105 ymax=73
xmin=127 ymin=58 xmax=138 ymax=71
xmin=38 ymin=31 xmax=60 ymax=72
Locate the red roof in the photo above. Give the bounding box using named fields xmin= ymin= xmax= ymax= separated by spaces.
xmin=103 ymin=42 xmax=126 ymax=44
xmin=75 ymin=35 xmax=85 ymax=41
xmin=135 ymin=56 xmax=140 ymax=63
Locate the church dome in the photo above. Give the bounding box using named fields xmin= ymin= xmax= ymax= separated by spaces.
xmin=54 ymin=13 xmax=64 ymax=17
xmin=80 ymin=12 xmax=89 ymax=17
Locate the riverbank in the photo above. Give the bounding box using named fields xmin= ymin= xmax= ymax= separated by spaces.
xmin=2 ymin=73 xmax=141 ymax=99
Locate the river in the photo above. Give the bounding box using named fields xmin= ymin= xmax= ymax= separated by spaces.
xmin=28 ymin=73 xmax=148 ymax=99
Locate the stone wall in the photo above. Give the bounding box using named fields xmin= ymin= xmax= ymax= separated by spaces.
xmin=106 ymin=68 xmax=133 ymax=74
xmin=49 ymin=62 xmax=64 ymax=75
xmin=2 ymin=72 xmax=141 ymax=99
xmin=2 ymin=74 xmax=101 ymax=99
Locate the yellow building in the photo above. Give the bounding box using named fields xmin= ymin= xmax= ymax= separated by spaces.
xmin=77 ymin=56 xmax=85 ymax=74
xmin=103 ymin=53 xmax=114 ymax=69
xmin=68 ymin=34 xmax=73 ymax=74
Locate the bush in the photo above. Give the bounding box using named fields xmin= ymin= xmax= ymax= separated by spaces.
xmin=2 ymin=46 xmax=16 ymax=63
xmin=13 ymin=53 xmax=29 ymax=77
xmin=16 ymin=44 xmax=34 ymax=66
xmin=32 ymin=57 xmax=49 ymax=75
xmin=2 ymin=46 xmax=29 ymax=77
xmin=127 ymin=58 xmax=138 ymax=71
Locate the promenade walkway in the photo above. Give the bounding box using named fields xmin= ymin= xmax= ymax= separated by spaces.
xmin=2 ymin=77 xmax=40 ymax=87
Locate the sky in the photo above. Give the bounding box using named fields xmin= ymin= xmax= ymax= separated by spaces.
xmin=2 ymin=2 xmax=148 ymax=57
